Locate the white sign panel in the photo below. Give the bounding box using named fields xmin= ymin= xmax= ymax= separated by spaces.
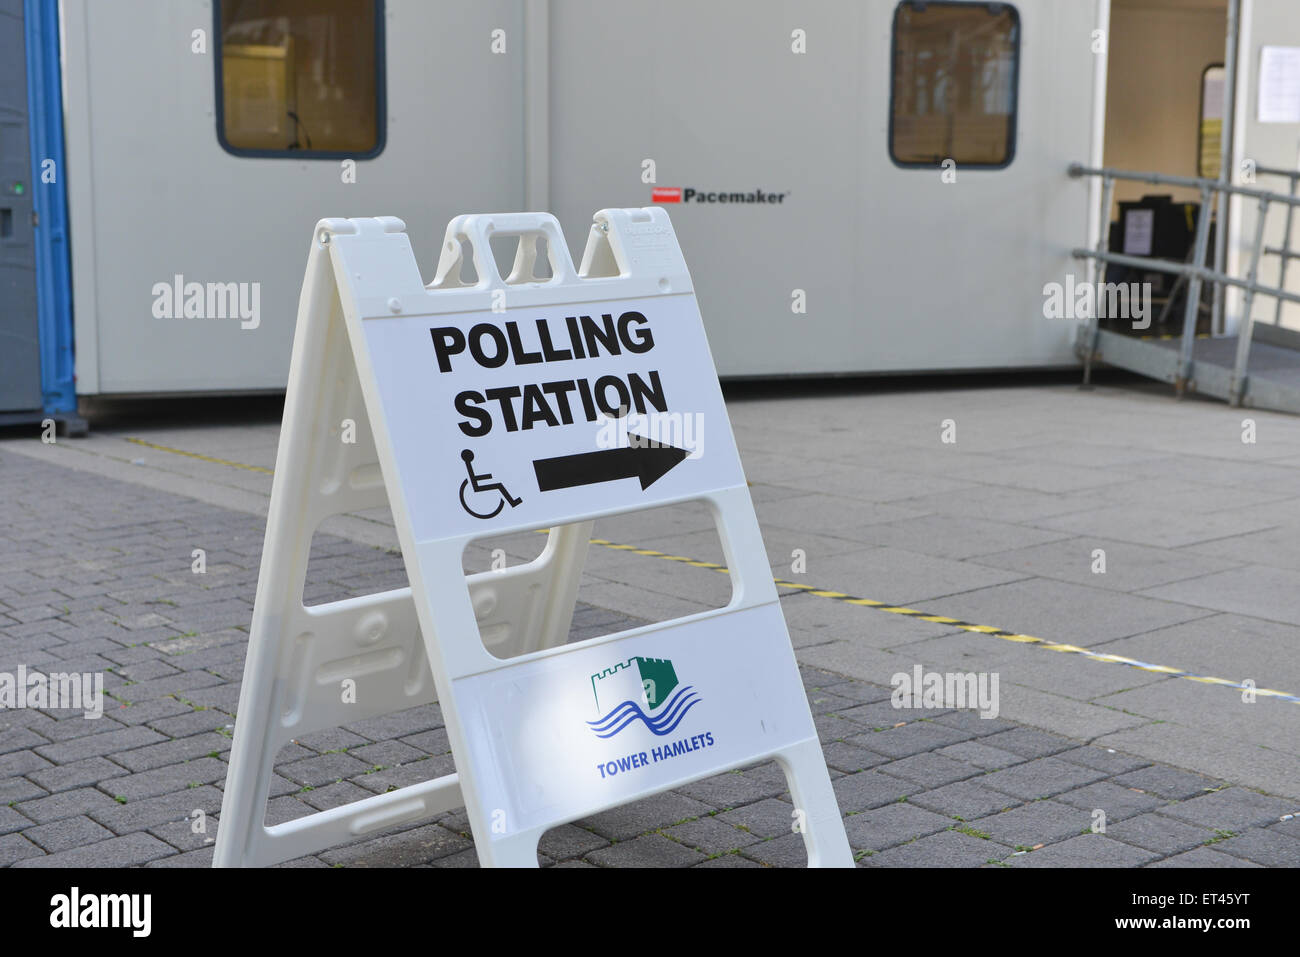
xmin=361 ymin=293 xmax=746 ymax=543
xmin=454 ymin=603 xmax=815 ymax=836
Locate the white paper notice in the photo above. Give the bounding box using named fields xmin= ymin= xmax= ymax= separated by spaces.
xmin=1203 ymin=67 xmax=1225 ymax=121
xmin=1123 ymin=209 xmax=1155 ymax=257
xmin=1259 ymin=46 xmax=1300 ymax=124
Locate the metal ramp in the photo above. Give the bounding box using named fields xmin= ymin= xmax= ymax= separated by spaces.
xmin=1088 ymin=324 xmax=1300 ymax=414
xmin=1070 ymin=162 xmax=1300 ymax=415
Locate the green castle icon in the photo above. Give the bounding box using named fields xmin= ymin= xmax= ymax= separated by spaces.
xmin=590 ymin=656 xmax=680 ymax=713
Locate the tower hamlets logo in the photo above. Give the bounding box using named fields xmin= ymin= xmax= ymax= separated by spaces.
xmin=587 ymin=656 xmax=700 ymax=738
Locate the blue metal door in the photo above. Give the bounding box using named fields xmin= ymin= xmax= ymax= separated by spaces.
xmin=0 ymin=0 xmax=43 ymax=413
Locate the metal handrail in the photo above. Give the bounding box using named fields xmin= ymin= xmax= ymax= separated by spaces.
xmin=1254 ymin=165 xmax=1300 ymax=181
xmin=1067 ymin=163 xmax=1300 ymax=208
xmin=1069 ymin=163 xmax=1298 ymax=406
xmin=1254 ymin=167 xmax=1300 ymax=327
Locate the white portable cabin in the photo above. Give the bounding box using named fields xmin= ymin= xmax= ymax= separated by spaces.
xmin=5 ymin=0 xmax=1295 ymax=416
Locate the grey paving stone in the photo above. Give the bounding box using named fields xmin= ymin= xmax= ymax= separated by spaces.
xmin=270 ymin=742 xmax=315 ymax=765
xmin=21 ymin=713 xmax=127 ymax=743
xmin=88 ymin=785 xmax=224 ymax=833
xmin=351 ymin=755 xmax=456 ymax=794
xmin=1055 ymin=746 xmax=1150 ymax=776
xmin=1212 ymin=828 xmax=1300 ymax=867
xmin=822 ymin=680 xmax=894 ymax=704
xmin=739 ymin=832 xmax=808 ymax=867
xmin=264 ymin=794 xmax=315 ymax=826
xmin=1006 ymin=833 xmax=1159 ymax=867
xmin=1157 ymin=788 xmax=1297 ymax=831
xmin=1111 ymin=765 xmax=1225 ymax=801
xmin=586 ymin=833 xmax=706 ymax=868
xmin=297 ymin=780 xmax=376 ymax=812
xmin=981 ymin=757 xmax=1107 ymax=801
xmin=935 ymin=741 xmax=1027 ymax=771
xmin=878 ymin=752 xmax=983 ymax=790
xmin=1146 ymin=847 xmax=1263 ymax=868
xmin=662 ymin=815 xmax=760 ymax=855
xmin=0 ymin=776 xmax=47 ymax=804
xmin=113 ymin=732 xmax=230 ymax=772
xmin=175 ymin=683 xmax=241 ymax=713
xmin=814 ymin=712 xmax=870 ymax=742
xmin=112 ymin=670 xmax=226 ymax=705
xmin=930 ymin=711 xmax=1018 ymax=737
xmin=348 ymin=739 xmax=426 ymax=769
xmin=146 ymin=846 xmax=216 ymax=867
xmin=537 ymin=823 xmax=610 ymax=860
xmin=908 ymin=780 xmax=1023 ymax=821
xmin=575 ymin=791 xmax=713 ymax=842
xmin=0 ymin=725 xmax=51 ymax=755
xmin=1269 ymin=816 xmax=1300 ymax=840
xmin=33 ymin=725 xmax=167 ymax=764
xmin=836 ymin=701 xmax=953 ymax=731
xmin=863 ymin=829 xmax=1003 ymax=867
xmin=147 ymin=709 xmax=233 ymax=738
xmin=23 ymin=814 xmax=116 ymax=853
xmin=401 ymin=728 xmax=451 ymax=755
xmin=149 ymin=817 xmax=218 ymax=852
xmin=716 ymin=798 xmax=799 ymax=839
xmin=832 ymin=770 xmax=919 ymax=814
xmin=673 ymin=770 xmax=784 ymax=808
xmin=842 ymin=802 xmax=953 ymax=852
xmin=429 ymin=848 xmax=481 ymax=868
xmin=693 ymin=850 xmax=767 ymax=867
xmin=17 ymin=786 xmax=123 ymax=825
xmin=978 ymin=728 xmax=1076 ymax=759
xmin=0 ymin=805 xmax=35 ymax=835
xmin=806 ymin=690 xmax=862 ymax=715
xmin=0 ymin=832 xmax=45 ymax=866
xmin=294 ymin=727 xmax=371 ymax=753
xmin=109 ymin=697 xmax=195 ymax=727
xmin=820 ymin=741 xmax=889 ymax=774
xmin=1053 ymin=781 xmax=1164 ymax=821
xmin=1105 ymin=813 xmax=1217 ymax=856
xmin=267 ymin=772 xmax=302 ymax=799
xmin=0 ymin=749 xmax=53 ymax=777
xmin=108 ymin=756 xmax=228 ymax=801
xmin=13 ymin=831 xmax=176 ymax=867
xmin=344 ymin=704 xmax=444 ymax=741
xmin=848 ymin=722 xmax=973 ymax=759
xmin=279 ymin=751 xmax=374 ymax=788
xmin=974 ymin=800 xmax=1089 ymax=848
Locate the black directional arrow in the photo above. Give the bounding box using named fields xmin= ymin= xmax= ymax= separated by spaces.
xmin=533 ymin=441 xmax=690 ymax=492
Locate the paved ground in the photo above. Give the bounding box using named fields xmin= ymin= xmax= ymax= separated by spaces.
xmin=1 ymin=373 xmax=1299 ymax=866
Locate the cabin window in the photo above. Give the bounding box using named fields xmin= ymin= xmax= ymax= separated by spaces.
xmin=215 ymin=0 xmax=385 ymax=158
xmin=890 ymin=1 xmax=1020 ymax=168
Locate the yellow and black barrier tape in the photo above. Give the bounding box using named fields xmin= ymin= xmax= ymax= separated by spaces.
xmin=581 ymin=537 xmax=1300 ymax=706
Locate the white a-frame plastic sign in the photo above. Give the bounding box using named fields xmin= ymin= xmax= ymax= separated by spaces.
xmin=215 ymin=208 xmax=852 ymax=867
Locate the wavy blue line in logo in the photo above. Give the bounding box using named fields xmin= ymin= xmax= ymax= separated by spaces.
xmin=587 ymin=685 xmax=701 ymax=739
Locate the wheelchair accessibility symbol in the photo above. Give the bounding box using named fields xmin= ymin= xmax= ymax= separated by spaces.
xmin=459 ymin=449 xmax=523 ymax=520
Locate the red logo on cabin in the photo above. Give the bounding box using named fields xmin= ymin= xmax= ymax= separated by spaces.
xmin=651 ymin=187 xmax=682 ymax=203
